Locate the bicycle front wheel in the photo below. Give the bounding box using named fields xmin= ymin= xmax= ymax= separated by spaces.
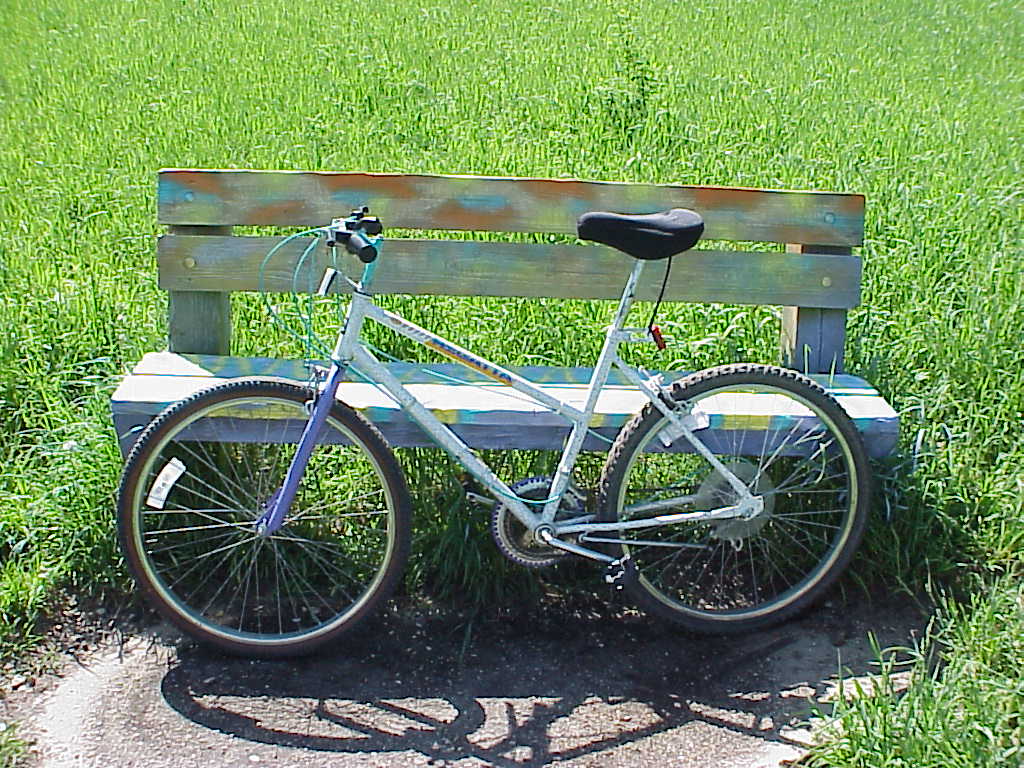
xmin=117 ymin=378 xmax=411 ymax=657
xmin=598 ymin=364 xmax=870 ymax=633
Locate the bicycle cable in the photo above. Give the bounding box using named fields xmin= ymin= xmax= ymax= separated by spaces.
xmin=259 ymin=227 xmax=338 ymax=359
xmin=645 ymin=254 xmax=673 ymax=335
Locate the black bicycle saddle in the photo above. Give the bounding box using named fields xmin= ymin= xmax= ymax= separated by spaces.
xmin=577 ymin=208 xmax=704 ymax=260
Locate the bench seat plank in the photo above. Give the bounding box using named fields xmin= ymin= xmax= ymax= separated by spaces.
xmin=111 ymin=353 xmax=898 ymax=458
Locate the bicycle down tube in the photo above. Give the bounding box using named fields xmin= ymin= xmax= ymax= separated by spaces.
xmin=339 ymin=259 xmax=650 ymax=541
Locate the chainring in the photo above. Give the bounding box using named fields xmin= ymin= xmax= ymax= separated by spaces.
xmin=490 ymin=476 xmax=586 ymax=568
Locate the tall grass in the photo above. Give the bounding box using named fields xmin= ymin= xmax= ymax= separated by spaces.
xmin=0 ymin=0 xmax=1021 ymax=762
xmin=813 ymin=577 xmax=1024 ymax=767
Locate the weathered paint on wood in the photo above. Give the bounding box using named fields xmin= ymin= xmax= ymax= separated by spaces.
xmin=128 ymin=352 xmax=893 ymax=395
xmin=111 ymin=352 xmax=900 ymax=458
xmin=157 ymin=169 xmax=866 ymax=246
xmin=166 ymin=225 xmax=231 ymax=355
xmin=121 ymin=351 xmax=662 ymax=386
xmin=157 ymin=235 xmax=863 ymax=308
xmin=780 ymin=244 xmax=853 ymax=373
xmin=781 ymin=307 xmax=849 ymax=374
xmin=112 ymin=410 xmax=623 ymax=454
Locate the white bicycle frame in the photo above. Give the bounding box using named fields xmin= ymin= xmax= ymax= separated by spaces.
xmin=328 ymin=258 xmax=760 ymax=564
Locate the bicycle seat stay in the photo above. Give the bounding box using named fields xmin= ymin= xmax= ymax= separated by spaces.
xmin=577 ymin=208 xmax=704 ymax=260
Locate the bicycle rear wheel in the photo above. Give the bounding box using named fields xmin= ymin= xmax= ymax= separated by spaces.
xmin=598 ymin=364 xmax=870 ymax=633
xmin=118 ymin=378 xmax=411 ymax=657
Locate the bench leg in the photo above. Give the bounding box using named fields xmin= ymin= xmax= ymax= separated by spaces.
xmin=781 ymin=306 xmax=847 ymax=374
xmin=780 ymin=244 xmax=851 ymax=374
xmin=165 ymin=224 xmax=232 ymax=355
xmin=168 ymin=290 xmax=231 ymax=355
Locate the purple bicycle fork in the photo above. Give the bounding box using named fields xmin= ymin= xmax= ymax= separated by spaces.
xmin=254 ymin=361 xmax=348 ymax=537
xmin=255 ymin=225 xmax=376 ymax=538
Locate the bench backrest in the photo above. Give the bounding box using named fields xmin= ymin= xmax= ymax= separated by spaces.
xmin=157 ymin=169 xmax=865 ymax=373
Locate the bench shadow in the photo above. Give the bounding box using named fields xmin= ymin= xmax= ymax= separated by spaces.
xmin=159 ymin=600 xmax=923 ymax=767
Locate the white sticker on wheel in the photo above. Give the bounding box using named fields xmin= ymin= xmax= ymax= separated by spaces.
xmin=146 ymin=457 xmax=186 ymax=509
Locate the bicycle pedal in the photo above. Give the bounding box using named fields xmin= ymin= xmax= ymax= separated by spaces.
xmin=604 ymin=557 xmax=636 ymax=590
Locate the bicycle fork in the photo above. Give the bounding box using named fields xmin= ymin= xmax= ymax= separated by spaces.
xmin=256 ymin=233 xmax=373 ymax=538
xmin=254 ymin=361 xmax=347 ymax=537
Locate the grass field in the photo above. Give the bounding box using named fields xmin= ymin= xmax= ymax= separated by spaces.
xmin=1 ymin=0 xmax=1022 ymax=763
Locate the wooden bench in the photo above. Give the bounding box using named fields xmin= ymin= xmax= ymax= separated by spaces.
xmin=111 ymin=169 xmax=898 ymax=458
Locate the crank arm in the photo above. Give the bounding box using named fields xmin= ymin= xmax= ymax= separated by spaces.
xmin=465 ymin=491 xmax=497 ymax=509
xmin=536 ymin=529 xmax=616 ymax=564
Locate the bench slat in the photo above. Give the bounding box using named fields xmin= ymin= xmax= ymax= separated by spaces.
xmin=158 ymin=169 xmax=865 ymax=247
xmin=158 ymin=235 xmax=862 ymax=308
xmin=111 ymin=353 xmax=898 ymax=458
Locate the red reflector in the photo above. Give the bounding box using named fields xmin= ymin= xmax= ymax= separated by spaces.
xmin=650 ymin=325 xmax=666 ymax=350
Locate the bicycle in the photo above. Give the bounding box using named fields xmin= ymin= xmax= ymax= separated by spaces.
xmin=117 ymin=206 xmax=871 ymax=658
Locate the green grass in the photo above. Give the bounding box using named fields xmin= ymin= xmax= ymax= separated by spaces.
xmin=0 ymin=0 xmax=1022 ymax=763
xmin=0 ymin=724 xmax=27 ymax=768
xmin=812 ymin=577 xmax=1024 ymax=767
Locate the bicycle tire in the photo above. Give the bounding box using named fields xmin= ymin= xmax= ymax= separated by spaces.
xmin=117 ymin=378 xmax=411 ymax=657
xmin=597 ymin=363 xmax=870 ymax=633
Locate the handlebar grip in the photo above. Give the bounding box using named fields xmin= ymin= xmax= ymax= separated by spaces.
xmin=346 ymin=231 xmax=377 ymax=263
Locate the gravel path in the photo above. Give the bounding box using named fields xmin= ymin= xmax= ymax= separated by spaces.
xmin=4 ymin=598 xmax=923 ymax=767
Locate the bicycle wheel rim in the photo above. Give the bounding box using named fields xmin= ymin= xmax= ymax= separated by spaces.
xmin=613 ymin=381 xmax=863 ymax=623
xmin=124 ymin=393 xmax=401 ymax=650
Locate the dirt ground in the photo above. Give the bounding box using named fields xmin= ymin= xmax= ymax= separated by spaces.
xmin=2 ymin=594 xmax=926 ymax=768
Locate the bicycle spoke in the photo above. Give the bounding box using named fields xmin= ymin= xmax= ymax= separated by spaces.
xmin=169 ymin=470 xmax=250 ymax=516
xmin=181 ymin=439 xmax=256 ymax=507
xmin=146 ymin=529 xmax=238 ymax=557
xmin=270 ymin=532 xmax=373 ymax=598
xmin=756 ymin=418 xmax=810 ymax=478
xmin=288 ymin=510 xmax=389 ymax=524
xmin=765 ymin=519 xmax=825 ymax=563
xmin=771 ymin=441 xmax=838 ymax=493
xmin=268 ymin=537 xmax=326 ymax=629
xmin=271 ymin=537 xmax=284 ymax=635
xmin=236 ymin=538 xmax=264 ymax=632
xmin=143 ymin=507 xmax=241 ymax=529
xmin=145 ymin=520 xmax=251 ymax=536
xmin=754 ymin=535 xmax=792 ymax=592
xmin=197 ymin=540 xmax=261 ymax=619
xmin=296 ymin=486 xmax=383 ymax=513
xmin=771 ymin=515 xmax=841 ymax=531
xmin=273 ymin=543 xmax=351 ymax=616
xmin=772 ymin=507 xmax=846 ymax=518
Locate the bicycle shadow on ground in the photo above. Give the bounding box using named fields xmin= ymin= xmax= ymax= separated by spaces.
xmin=158 ymin=597 xmax=924 ymax=767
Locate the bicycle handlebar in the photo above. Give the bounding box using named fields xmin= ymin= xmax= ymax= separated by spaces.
xmin=325 ymin=207 xmax=382 ymax=263
xmin=345 ymin=230 xmax=377 ymax=263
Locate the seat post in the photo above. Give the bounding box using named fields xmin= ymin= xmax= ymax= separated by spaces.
xmin=609 ymin=258 xmax=646 ymax=333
